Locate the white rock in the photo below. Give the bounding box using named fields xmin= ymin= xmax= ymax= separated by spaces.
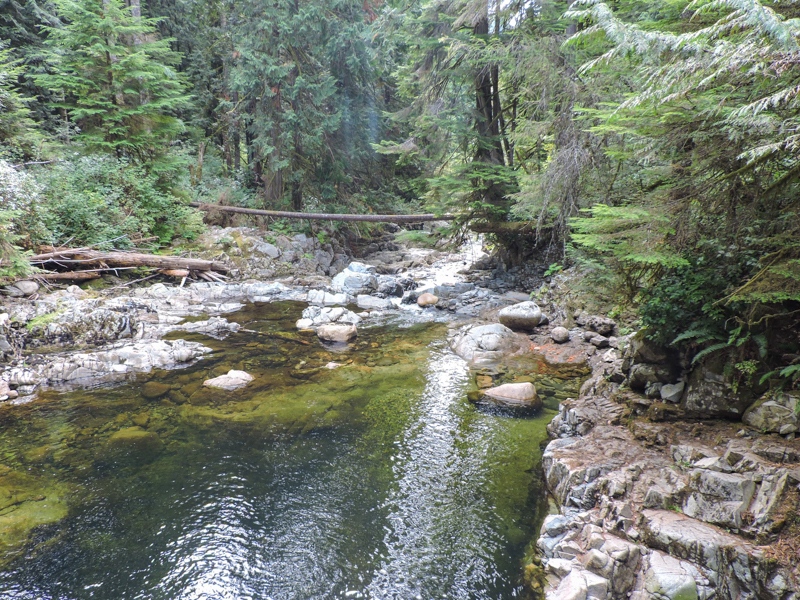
xmin=483 ymin=382 xmax=541 ymax=408
xmin=660 ymin=381 xmax=685 ymax=403
xmin=316 ymin=323 xmax=357 ymax=343
xmin=307 ymin=289 xmax=348 ymax=306
xmin=356 ymin=295 xmax=394 ymax=310
xmin=203 ymin=369 xmax=254 ymax=391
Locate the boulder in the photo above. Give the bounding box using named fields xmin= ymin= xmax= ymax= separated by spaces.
xmin=4 ymin=280 xmax=39 ymax=297
xmin=743 ymin=392 xmax=798 ymax=434
xmin=482 ymin=382 xmax=541 ymax=409
xmin=331 ymin=268 xmax=377 ymax=295
xmin=660 ymin=381 xmax=685 ymax=403
xmin=356 ymin=295 xmax=394 ymax=310
xmin=203 ymin=370 xmax=254 ymax=391
xmin=417 ymin=292 xmax=439 ymax=307
xmin=307 ymin=290 xmax=348 ymax=306
xmin=296 ymin=306 xmax=361 ymax=329
xmin=498 ymin=301 xmax=543 ymax=331
xmin=105 ymin=427 xmax=163 ymax=465
xmin=551 ymin=326 xmax=570 ymax=344
xmin=682 ymin=359 xmax=755 ymax=418
xmin=585 ymin=315 xmax=616 ymax=336
xmin=141 ymin=381 xmax=171 ymax=399
xmin=449 ymin=323 xmax=527 ymax=366
xmin=316 ymin=323 xmax=357 ymax=343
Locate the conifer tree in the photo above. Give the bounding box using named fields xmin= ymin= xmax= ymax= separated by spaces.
xmin=37 ymin=0 xmax=189 ymax=163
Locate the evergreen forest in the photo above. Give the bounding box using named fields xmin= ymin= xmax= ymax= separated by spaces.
xmin=1 ymin=0 xmax=799 ymax=389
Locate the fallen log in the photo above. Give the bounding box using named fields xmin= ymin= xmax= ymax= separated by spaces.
xmin=189 ymin=202 xmax=458 ymax=223
xmin=29 ymin=249 xmax=228 ymax=273
xmin=31 ymin=271 xmax=102 ymax=281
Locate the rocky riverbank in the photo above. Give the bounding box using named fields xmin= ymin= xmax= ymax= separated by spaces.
xmin=0 ymin=225 xmax=536 ymax=401
xmin=523 ymin=293 xmax=800 ymax=600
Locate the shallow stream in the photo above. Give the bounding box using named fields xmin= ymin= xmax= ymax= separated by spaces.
xmin=0 ymin=301 xmax=579 ymax=599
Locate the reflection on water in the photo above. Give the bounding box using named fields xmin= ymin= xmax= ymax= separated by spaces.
xmin=0 ymin=302 xmax=562 ymax=599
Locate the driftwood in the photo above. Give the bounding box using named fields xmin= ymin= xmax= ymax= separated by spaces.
xmin=29 ymin=249 xmax=228 ymax=273
xmin=189 ymin=202 xmax=457 ymax=223
xmin=31 ymin=271 xmax=102 ymax=281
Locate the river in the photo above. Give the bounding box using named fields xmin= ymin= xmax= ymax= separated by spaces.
xmin=0 ymin=301 xmax=569 ymax=599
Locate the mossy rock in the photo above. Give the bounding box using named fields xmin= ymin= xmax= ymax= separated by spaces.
xmin=141 ymin=381 xmax=171 ymax=400
xmin=103 ymin=427 xmax=164 ymax=466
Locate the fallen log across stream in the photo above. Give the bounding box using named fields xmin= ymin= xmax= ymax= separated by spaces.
xmin=189 ymin=202 xmax=458 ymax=223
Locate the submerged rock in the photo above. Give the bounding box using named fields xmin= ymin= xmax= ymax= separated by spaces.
xmin=316 ymin=324 xmax=358 ymax=343
xmin=498 ymin=301 xmax=543 ymax=331
xmin=141 ymin=381 xmax=171 ymax=399
xmin=449 ymin=323 xmax=528 ymax=366
xmin=105 ymin=427 xmax=164 ymax=465
xmin=203 ymin=370 xmax=254 ymax=391
xmin=482 ymin=382 xmax=541 ymax=409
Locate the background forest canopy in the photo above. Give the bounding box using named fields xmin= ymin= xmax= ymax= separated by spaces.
xmin=0 ymin=0 xmax=798 ymax=387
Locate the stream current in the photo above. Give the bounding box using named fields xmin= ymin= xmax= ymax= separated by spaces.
xmin=0 ymin=301 xmax=570 ymax=599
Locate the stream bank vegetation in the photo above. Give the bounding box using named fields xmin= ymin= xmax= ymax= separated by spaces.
xmin=0 ymin=0 xmax=798 ymax=389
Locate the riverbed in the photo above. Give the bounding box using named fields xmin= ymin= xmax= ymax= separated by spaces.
xmin=0 ymin=300 xmax=576 ymax=599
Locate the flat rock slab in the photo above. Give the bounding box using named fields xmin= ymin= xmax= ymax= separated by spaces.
xmin=203 ymin=370 xmax=254 ymax=391
xmin=482 ymin=382 xmax=541 ymax=409
xmin=316 ymin=324 xmax=358 ymax=343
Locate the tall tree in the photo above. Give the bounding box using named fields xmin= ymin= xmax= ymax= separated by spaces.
xmin=37 ymin=0 xmax=189 ymax=163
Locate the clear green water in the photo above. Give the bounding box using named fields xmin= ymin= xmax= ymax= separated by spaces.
xmin=0 ymin=301 xmax=568 ymax=600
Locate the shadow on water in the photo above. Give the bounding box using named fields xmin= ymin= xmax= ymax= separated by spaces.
xmin=0 ymin=301 xmax=574 ymax=600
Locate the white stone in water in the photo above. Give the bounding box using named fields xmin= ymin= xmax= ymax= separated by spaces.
xmin=316 ymin=324 xmax=357 ymax=343
xmin=203 ymin=369 xmax=254 ymax=391
xmin=482 ymin=382 xmax=541 ymax=408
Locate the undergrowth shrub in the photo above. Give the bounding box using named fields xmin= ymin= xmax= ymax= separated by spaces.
xmin=25 ymin=156 xmax=204 ymax=249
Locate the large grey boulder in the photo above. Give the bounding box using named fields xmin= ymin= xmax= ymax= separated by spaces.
xmin=682 ymin=360 xmax=755 ymax=417
xmin=331 ymin=268 xmax=377 ymax=295
xmin=498 ymin=301 xmax=543 ymax=331
xmin=449 ymin=323 xmax=527 ymax=366
xmin=742 ymin=392 xmax=798 ymax=434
